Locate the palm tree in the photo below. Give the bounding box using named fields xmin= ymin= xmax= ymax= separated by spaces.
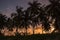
xmin=6 ymin=18 xmax=13 ymax=31
xmin=28 ymin=0 xmax=50 ymax=33
xmin=45 ymin=0 xmax=60 ymax=33
xmin=11 ymin=13 xmax=18 ymax=28
xmin=0 ymin=14 xmax=7 ymax=29
xmin=27 ymin=0 xmax=41 ymax=34
xmin=11 ymin=6 xmax=32 ymax=35
xmin=37 ymin=7 xmax=50 ymax=31
xmin=0 ymin=14 xmax=7 ymax=35
xmin=17 ymin=8 xmax=34 ymax=35
xmin=11 ymin=6 xmax=24 ymax=35
xmin=11 ymin=6 xmax=23 ymax=27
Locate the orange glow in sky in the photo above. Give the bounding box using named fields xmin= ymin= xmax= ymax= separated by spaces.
xmin=0 ymin=19 xmax=56 ymax=36
xmin=0 ymin=24 xmax=55 ymax=36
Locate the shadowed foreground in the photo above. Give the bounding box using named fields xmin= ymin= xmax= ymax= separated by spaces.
xmin=0 ymin=33 xmax=60 ymax=40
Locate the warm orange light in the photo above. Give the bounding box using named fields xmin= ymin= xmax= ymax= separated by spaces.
xmin=27 ymin=27 xmax=33 ymax=35
xmin=0 ymin=23 xmax=55 ymax=36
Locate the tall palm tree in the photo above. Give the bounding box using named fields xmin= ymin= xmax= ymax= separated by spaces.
xmin=11 ymin=6 xmax=23 ymax=27
xmin=0 ymin=14 xmax=7 ymax=29
xmin=6 ymin=18 xmax=13 ymax=31
xmin=38 ymin=7 xmax=50 ymax=31
xmin=0 ymin=14 xmax=7 ymax=35
xmin=45 ymin=0 xmax=60 ymax=32
xmin=27 ymin=0 xmax=41 ymax=34
xmin=19 ymin=10 xmax=33 ymax=35
xmin=28 ymin=0 xmax=50 ymax=33
xmin=11 ymin=6 xmax=32 ymax=35
xmin=11 ymin=6 xmax=24 ymax=35
xmin=11 ymin=13 xmax=18 ymax=28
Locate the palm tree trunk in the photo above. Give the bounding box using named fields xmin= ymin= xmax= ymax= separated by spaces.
xmin=16 ymin=26 xmax=19 ymax=36
xmin=0 ymin=29 xmax=2 ymax=35
xmin=42 ymin=26 xmax=43 ymax=34
xmin=33 ymin=27 xmax=34 ymax=34
xmin=25 ymin=27 xmax=27 ymax=35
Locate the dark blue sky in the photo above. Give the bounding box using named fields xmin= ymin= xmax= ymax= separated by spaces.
xmin=0 ymin=0 xmax=50 ymax=17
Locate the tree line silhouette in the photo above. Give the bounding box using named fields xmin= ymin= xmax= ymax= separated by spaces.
xmin=0 ymin=0 xmax=60 ymax=35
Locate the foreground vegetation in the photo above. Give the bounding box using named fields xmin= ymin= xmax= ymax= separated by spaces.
xmin=0 ymin=33 xmax=60 ymax=40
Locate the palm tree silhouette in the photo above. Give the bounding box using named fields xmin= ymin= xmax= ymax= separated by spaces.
xmin=11 ymin=6 xmax=24 ymax=35
xmin=38 ymin=6 xmax=50 ymax=31
xmin=27 ymin=0 xmax=41 ymax=34
xmin=6 ymin=18 xmax=13 ymax=31
xmin=11 ymin=6 xmax=32 ymax=35
xmin=0 ymin=14 xmax=7 ymax=29
xmin=45 ymin=0 xmax=60 ymax=33
xmin=0 ymin=14 xmax=7 ymax=35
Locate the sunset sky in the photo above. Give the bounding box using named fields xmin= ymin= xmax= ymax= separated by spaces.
xmin=0 ymin=0 xmax=50 ymax=17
